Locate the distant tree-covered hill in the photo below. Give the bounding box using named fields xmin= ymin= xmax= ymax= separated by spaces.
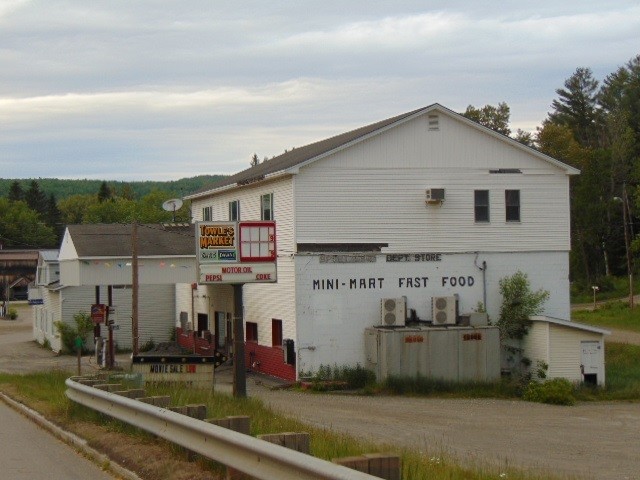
xmin=0 ymin=175 xmax=226 ymax=200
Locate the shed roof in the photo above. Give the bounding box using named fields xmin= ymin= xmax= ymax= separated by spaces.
xmin=530 ymin=316 xmax=610 ymax=335
xmin=186 ymin=103 xmax=580 ymax=200
xmin=0 ymin=250 xmax=39 ymax=262
xmin=39 ymin=250 xmax=59 ymax=262
xmin=65 ymin=223 xmax=195 ymax=258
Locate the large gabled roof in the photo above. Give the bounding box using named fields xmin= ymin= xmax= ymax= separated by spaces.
xmin=186 ymin=103 xmax=579 ymax=200
xmin=65 ymin=223 xmax=195 ymax=258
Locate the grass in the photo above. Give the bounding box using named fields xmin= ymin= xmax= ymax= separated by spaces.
xmin=572 ymin=300 xmax=640 ymax=332
xmin=0 ymin=372 xmax=570 ymax=480
xmin=570 ymin=275 xmax=639 ymax=304
xmin=579 ymin=342 xmax=640 ymax=400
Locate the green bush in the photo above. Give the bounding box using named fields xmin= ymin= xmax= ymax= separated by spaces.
xmin=303 ymin=364 xmax=376 ymax=391
xmin=55 ymin=311 xmax=94 ymax=354
xmin=523 ymin=378 xmax=576 ymax=405
xmin=8 ymin=308 xmax=18 ymax=319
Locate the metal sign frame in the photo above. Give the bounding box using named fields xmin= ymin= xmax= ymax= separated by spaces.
xmin=196 ymin=221 xmax=277 ymax=284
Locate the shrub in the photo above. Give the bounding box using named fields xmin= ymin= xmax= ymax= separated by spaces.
xmin=55 ymin=311 xmax=94 ymax=354
xmin=8 ymin=308 xmax=18 ymax=319
xmin=498 ymin=271 xmax=549 ymax=340
xmin=304 ymin=364 xmax=376 ymax=391
xmin=523 ymin=378 xmax=576 ymax=405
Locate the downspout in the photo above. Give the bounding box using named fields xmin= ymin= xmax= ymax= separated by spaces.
xmin=474 ymin=253 xmax=487 ymax=311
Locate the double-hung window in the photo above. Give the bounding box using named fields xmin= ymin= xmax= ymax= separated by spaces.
xmin=261 ymin=193 xmax=273 ymax=221
xmin=229 ymin=200 xmax=240 ymax=221
xmin=505 ymin=190 xmax=520 ymax=222
xmin=202 ymin=206 xmax=212 ymax=221
xmin=474 ymin=190 xmax=490 ymax=222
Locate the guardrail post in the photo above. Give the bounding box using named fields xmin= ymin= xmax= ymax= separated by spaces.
xmin=257 ymin=433 xmax=310 ymax=454
xmin=94 ymin=383 xmax=123 ymax=392
xmin=113 ymin=389 xmax=146 ymax=399
xmin=206 ymin=415 xmax=251 ymax=435
xmin=333 ymin=454 xmax=401 ymax=480
xmin=137 ymin=396 xmax=171 ymax=407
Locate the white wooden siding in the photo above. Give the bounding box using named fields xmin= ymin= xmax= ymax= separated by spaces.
xmin=522 ymin=322 xmax=550 ymax=368
xmin=191 ymin=177 xmax=297 ymax=346
xmin=243 ymin=255 xmax=296 ymax=345
xmin=294 ymin=113 xmax=571 ymax=252
xmin=548 ymin=325 xmax=602 ymax=383
xmin=191 ymin=177 xmax=295 ymax=255
xmin=33 ymin=287 xmax=64 ymax=352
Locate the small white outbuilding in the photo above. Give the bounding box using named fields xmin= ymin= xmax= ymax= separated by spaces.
xmin=522 ymin=316 xmax=609 ymax=386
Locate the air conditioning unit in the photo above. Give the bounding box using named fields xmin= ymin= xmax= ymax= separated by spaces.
xmin=432 ymin=296 xmax=457 ymax=325
xmin=425 ymin=188 xmax=445 ymax=204
xmin=380 ymin=297 xmax=406 ymax=327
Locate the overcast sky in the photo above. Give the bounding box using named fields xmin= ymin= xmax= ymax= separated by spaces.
xmin=1 ymin=1 xmax=638 ymax=182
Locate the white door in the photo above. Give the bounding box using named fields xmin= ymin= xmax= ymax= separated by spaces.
xmin=581 ymin=341 xmax=602 ymax=375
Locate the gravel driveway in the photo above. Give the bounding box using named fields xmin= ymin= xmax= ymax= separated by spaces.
xmin=3 ymin=303 xmax=640 ymax=480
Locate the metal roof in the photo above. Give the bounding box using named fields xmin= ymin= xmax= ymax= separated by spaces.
xmin=65 ymin=223 xmax=195 ymax=258
xmin=529 ymin=315 xmax=610 ymax=335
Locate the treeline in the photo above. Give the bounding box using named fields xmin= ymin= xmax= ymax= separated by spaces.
xmin=463 ymin=54 xmax=640 ymax=293
xmin=0 ymin=175 xmax=224 ymax=249
xmin=0 ymin=175 xmax=224 ymax=201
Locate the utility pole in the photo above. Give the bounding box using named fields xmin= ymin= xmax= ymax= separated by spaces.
xmin=622 ymin=184 xmax=634 ymax=309
xmin=132 ymin=222 xmax=140 ymax=355
xmin=232 ymin=283 xmax=246 ymax=398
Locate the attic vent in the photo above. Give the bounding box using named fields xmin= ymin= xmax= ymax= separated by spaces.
xmin=489 ymin=168 xmax=522 ymax=174
xmin=428 ymin=114 xmax=439 ymax=131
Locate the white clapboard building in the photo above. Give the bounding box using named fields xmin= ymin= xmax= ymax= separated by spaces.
xmin=34 ymin=224 xmax=196 ymax=352
xmin=185 ymin=104 xmax=579 ymax=381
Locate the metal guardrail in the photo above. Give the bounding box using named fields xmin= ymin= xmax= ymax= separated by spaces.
xmin=65 ymin=378 xmax=378 ymax=480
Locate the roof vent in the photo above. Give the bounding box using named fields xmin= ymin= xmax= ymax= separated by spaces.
xmin=428 ymin=114 xmax=439 ymax=131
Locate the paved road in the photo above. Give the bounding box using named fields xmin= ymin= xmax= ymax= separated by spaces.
xmin=0 ymin=400 xmax=116 ymax=480
xmin=4 ymin=303 xmax=640 ymax=480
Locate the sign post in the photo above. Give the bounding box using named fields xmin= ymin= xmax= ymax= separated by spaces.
xmin=196 ymin=221 xmax=277 ymax=398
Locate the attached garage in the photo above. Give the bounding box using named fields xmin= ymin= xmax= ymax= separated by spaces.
xmin=523 ymin=316 xmax=609 ymax=386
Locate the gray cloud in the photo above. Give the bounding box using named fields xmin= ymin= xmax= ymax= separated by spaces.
xmin=0 ymin=1 xmax=638 ymax=180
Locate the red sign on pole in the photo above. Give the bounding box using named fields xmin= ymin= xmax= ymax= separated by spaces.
xmin=91 ymin=304 xmax=107 ymax=324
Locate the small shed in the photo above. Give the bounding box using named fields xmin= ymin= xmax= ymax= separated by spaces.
xmin=522 ymin=316 xmax=609 ymax=386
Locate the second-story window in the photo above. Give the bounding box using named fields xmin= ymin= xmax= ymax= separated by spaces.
xmin=229 ymin=200 xmax=240 ymax=221
xmin=202 ymin=206 xmax=212 ymax=221
xmin=505 ymin=190 xmax=520 ymax=222
xmin=261 ymin=193 xmax=273 ymax=220
xmin=474 ymin=190 xmax=490 ymax=222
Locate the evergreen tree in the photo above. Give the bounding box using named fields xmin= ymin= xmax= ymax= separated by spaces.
xmin=548 ymin=67 xmax=601 ymax=148
xmin=46 ymin=193 xmax=64 ymax=242
xmin=7 ymin=181 xmax=24 ymax=202
xmin=97 ymin=181 xmax=112 ymax=202
xmin=25 ymin=180 xmax=48 ymax=218
xmin=250 ymin=153 xmax=260 ymax=167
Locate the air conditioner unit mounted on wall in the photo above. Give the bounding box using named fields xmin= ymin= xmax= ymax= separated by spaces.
xmin=432 ymin=296 xmax=457 ymax=325
xmin=425 ymin=188 xmax=445 ymax=205
xmin=380 ymin=297 xmax=406 ymax=327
